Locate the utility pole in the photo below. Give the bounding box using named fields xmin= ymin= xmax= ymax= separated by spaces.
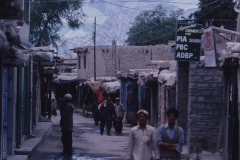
xmin=112 ymin=39 xmax=117 ymax=73
xmin=142 ymin=20 xmax=144 ymax=46
xmin=94 ymin=17 xmax=96 ymax=81
xmin=235 ymin=1 xmax=240 ymax=41
xmin=237 ymin=13 xmax=240 ymax=33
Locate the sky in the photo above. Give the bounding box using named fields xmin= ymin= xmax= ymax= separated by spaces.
xmin=170 ymin=0 xmax=198 ymax=10
xmin=82 ymin=0 xmax=199 ymax=11
xmin=80 ymin=0 xmax=199 ymax=26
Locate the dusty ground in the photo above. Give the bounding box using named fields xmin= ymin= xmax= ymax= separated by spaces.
xmin=29 ymin=110 xmax=130 ymax=160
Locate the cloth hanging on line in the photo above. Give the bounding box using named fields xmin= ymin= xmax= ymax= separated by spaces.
xmin=86 ymin=81 xmax=102 ymax=94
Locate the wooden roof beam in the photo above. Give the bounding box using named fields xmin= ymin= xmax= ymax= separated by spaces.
xmin=213 ymin=27 xmax=240 ymax=38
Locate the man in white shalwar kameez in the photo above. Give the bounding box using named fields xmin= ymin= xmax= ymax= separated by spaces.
xmin=126 ymin=109 xmax=159 ymax=160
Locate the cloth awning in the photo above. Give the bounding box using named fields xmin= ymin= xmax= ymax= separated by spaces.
xmin=52 ymin=73 xmax=78 ymax=83
xmin=88 ymin=76 xmax=117 ymax=82
xmin=101 ymin=81 xmax=120 ymax=94
xmin=4 ymin=48 xmax=30 ymax=67
xmin=86 ymin=81 xmax=102 ymax=93
xmin=32 ymin=51 xmax=53 ymax=61
xmin=218 ymin=42 xmax=240 ymax=67
xmin=158 ymin=69 xmax=176 ymax=86
xmin=29 ymin=46 xmax=54 ymax=62
xmin=30 ymin=46 xmax=55 ymax=52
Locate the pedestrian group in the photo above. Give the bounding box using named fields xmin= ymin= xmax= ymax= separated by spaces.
xmin=58 ymin=93 xmax=184 ymax=160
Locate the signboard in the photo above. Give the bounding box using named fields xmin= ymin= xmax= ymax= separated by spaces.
xmin=0 ymin=0 xmax=23 ymax=20
xmin=203 ymin=26 xmax=217 ymax=67
xmin=175 ymin=23 xmax=202 ymax=62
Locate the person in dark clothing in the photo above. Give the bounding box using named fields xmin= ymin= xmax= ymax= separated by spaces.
xmin=60 ymin=93 xmax=75 ymax=156
xmin=83 ymin=95 xmax=90 ymax=115
xmin=58 ymin=97 xmax=66 ymax=116
xmin=91 ymin=100 xmax=100 ymax=126
xmin=113 ymin=97 xmax=125 ymax=135
xmin=51 ymin=98 xmax=57 ymax=116
xmin=98 ymin=96 xmax=116 ymax=136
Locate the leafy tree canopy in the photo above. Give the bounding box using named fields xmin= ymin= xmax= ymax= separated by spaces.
xmin=30 ymin=0 xmax=86 ymax=48
xmin=125 ymin=5 xmax=183 ymax=46
xmin=189 ymin=0 xmax=237 ymax=30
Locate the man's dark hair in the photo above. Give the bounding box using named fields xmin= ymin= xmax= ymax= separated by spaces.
xmin=167 ymin=108 xmax=179 ymax=118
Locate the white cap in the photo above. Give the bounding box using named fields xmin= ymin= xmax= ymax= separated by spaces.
xmin=64 ymin=93 xmax=72 ymax=100
xmin=137 ymin=109 xmax=148 ymax=116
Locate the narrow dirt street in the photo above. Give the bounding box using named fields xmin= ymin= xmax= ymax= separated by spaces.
xmin=29 ymin=110 xmax=130 ymax=160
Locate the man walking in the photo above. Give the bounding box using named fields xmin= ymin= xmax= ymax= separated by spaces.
xmin=126 ymin=109 xmax=159 ymax=160
xmin=58 ymin=97 xmax=66 ymax=116
xmin=60 ymin=93 xmax=74 ymax=156
xmin=113 ymin=97 xmax=125 ymax=135
xmin=98 ymin=96 xmax=115 ymax=136
xmin=156 ymin=108 xmax=184 ymax=160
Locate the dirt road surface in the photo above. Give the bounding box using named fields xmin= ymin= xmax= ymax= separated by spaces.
xmin=29 ymin=110 xmax=130 ymax=160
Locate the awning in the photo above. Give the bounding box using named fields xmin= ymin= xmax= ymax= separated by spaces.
xmin=116 ymin=69 xmax=152 ymax=79
xmin=101 ymin=81 xmax=120 ymax=94
xmin=32 ymin=51 xmax=53 ymax=61
xmin=30 ymin=46 xmax=55 ymax=52
xmin=88 ymin=76 xmax=117 ymax=82
xmin=29 ymin=46 xmax=54 ymax=62
xmin=86 ymin=81 xmax=102 ymax=93
xmin=218 ymin=42 xmax=240 ymax=68
xmin=43 ymin=67 xmax=58 ymax=74
xmin=52 ymin=72 xmax=78 ymax=83
xmin=158 ymin=70 xmax=176 ymax=86
xmin=4 ymin=48 xmax=30 ymax=67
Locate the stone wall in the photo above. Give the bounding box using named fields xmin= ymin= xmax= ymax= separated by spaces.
xmin=115 ymin=45 xmax=173 ymax=71
xmin=187 ymin=62 xmax=224 ymax=153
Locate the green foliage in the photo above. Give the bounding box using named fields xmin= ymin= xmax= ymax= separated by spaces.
xmin=189 ymin=0 xmax=237 ymax=30
xmin=30 ymin=0 xmax=85 ymax=48
xmin=125 ymin=5 xmax=183 ymax=45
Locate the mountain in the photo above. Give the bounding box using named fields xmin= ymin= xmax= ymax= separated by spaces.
xmin=57 ymin=0 xmax=197 ymax=57
xmin=183 ymin=8 xmax=198 ymax=18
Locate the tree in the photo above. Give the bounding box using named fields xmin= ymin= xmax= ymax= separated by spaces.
xmin=189 ymin=0 xmax=237 ymax=30
xmin=30 ymin=0 xmax=86 ymax=48
xmin=125 ymin=5 xmax=183 ymax=45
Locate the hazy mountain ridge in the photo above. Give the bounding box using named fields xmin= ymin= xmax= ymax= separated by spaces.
xmin=57 ymin=0 xmax=197 ymax=57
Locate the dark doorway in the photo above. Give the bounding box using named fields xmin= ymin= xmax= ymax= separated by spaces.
xmin=224 ymin=67 xmax=239 ymax=160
